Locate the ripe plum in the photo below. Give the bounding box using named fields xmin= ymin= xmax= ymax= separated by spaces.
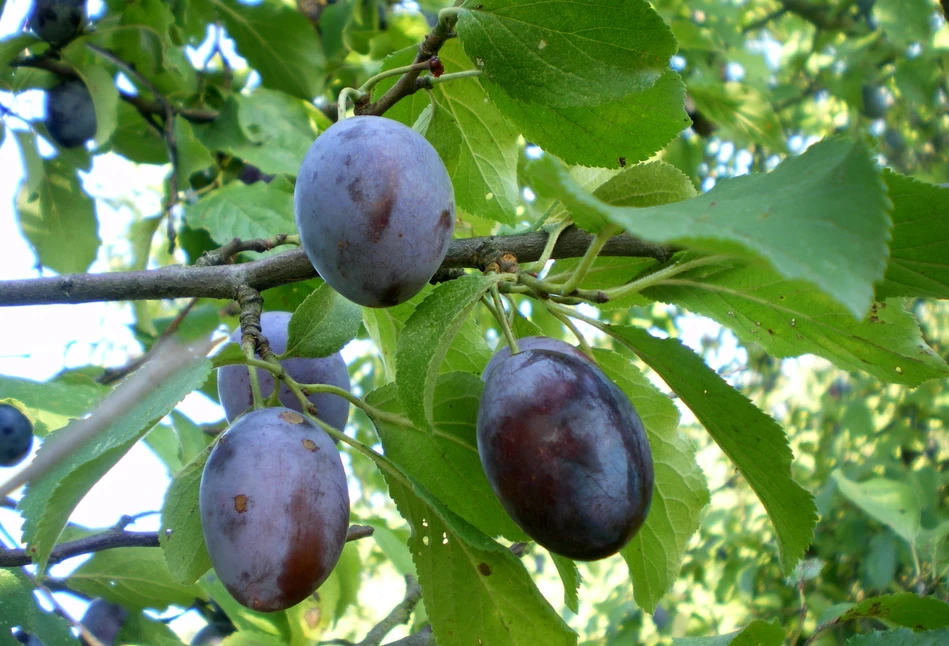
xmin=477 ymin=350 xmax=653 ymax=560
xmin=294 ymin=116 xmax=455 ymax=307
xmin=0 ymin=404 xmax=34 ymax=467
xmin=29 ymin=0 xmax=85 ymax=44
xmin=200 ymin=407 xmax=350 ymax=611
xmin=217 ymin=311 xmax=351 ymax=428
xmin=481 ymin=336 xmax=594 ymax=382
xmin=45 ymin=79 xmax=97 ymax=148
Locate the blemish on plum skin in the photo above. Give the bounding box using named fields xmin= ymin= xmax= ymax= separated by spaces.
xmin=280 ymin=410 xmax=305 ymax=425
xmin=478 ymin=563 xmax=492 ymax=576
xmin=302 ymin=438 xmax=318 ymax=452
xmin=234 ymin=494 xmax=249 ymax=513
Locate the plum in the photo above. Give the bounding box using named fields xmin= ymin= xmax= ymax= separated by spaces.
xmin=477 ymin=350 xmax=654 ymax=560
xmin=45 ymin=79 xmax=97 ymax=149
xmin=191 ymin=622 xmax=235 ymax=645
xmin=28 ymin=0 xmax=85 ymax=45
xmin=200 ymin=407 xmax=350 ymax=612
xmin=217 ymin=311 xmax=351 ymax=428
xmin=294 ymin=116 xmax=455 ymax=308
xmin=79 ymin=599 xmax=127 ymax=646
xmin=0 ymin=404 xmax=34 ymax=467
xmin=481 ymin=336 xmax=594 ymax=382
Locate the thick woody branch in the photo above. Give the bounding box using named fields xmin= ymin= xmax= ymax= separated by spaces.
xmin=0 ymin=229 xmax=673 ymax=307
xmin=0 ymin=525 xmax=374 ymax=568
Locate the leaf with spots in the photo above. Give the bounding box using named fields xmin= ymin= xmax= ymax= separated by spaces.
xmin=456 ymin=0 xmax=677 ymax=108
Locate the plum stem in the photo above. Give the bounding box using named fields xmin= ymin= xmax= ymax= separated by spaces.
xmin=358 ymin=61 xmax=437 ymax=96
xmin=557 ymin=225 xmax=620 ymax=295
xmin=337 ymin=87 xmax=366 ymax=121
xmin=241 ymin=341 xmax=264 ymax=410
xmin=600 ymin=254 xmax=727 ymax=301
xmin=526 ymin=220 xmax=572 ymax=273
xmin=546 ymin=304 xmax=596 ymax=361
xmin=490 ymin=284 xmax=520 ymax=353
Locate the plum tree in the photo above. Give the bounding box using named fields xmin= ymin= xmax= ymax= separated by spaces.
xmin=0 ymin=403 xmax=34 ymax=467
xmin=217 ymin=311 xmax=351 ymax=428
xmin=199 ymin=407 xmax=350 ymax=612
xmin=294 ymin=116 xmax=455 ymax=308
xmin=79 ymin=599 xmax=127 ymax=646
xmin=44 ymin=78 xmax=96 ymax=149
xmin=477 ymin=350 xmax=654 ymax=561
xmin=481 ymin=335 xmax=594 ymax=382
xmin=28 ymin=0 xmax=85 ymax=45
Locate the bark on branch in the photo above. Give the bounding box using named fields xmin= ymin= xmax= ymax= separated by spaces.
xmin=0 ymin=524 xmax=375 ymax=568
xmin=0 ymin=228 xmax=673 ymax=307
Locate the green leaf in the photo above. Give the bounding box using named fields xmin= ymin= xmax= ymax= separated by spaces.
xmin=332 ymin=542 xmax=361 ymax=623
xmin=66 ymin=547 xmax=208 ymax=611
xmin=366 ymin=372 xmax=526 ymax=541
xmin=837 ymin=593 xmax=949 ymax=630
xmin=876 ymin=171 xmax=949 ymax=300
xmin=219 ymin=632 xmax=288 ymax=646
xmin=365 ymin=519 xmax=416 ymax=576
xmin=0 ymin=569 xmax=74 ymax=646
xmin=846 ymin=629 xmax=949 ymax=646
xmin=456 ymin=0 xmax=676 ymax=108
xmin=214 ymin=0 xmax=326 ymax=99
xmin=116 ymin=610 xmax=185 ymax=645
xmin=385 ymin=475 xmax=577 ymax=646
xmin=174 ymin=118 xmax=215 ymax=179
xmin=110 ymin=101 xmax=168 ymax=164
xmin=595 ymin=351 xmax=709 ymax=612
xmin=160 ymin=446 xmax=213 ymax=585
xmin=232 ymin=89 xmax=321 ymax=176
xmin=673 ymin=620 xmax=785 ymax=645
xmin=395 ymin=274 xmax=502 ymax=428
xmin=0 ymin=34 xmax=39 ymax=87
xmin=527 ymin=138 xmax=890 ymax=318
xmin=286 ymin=283 xmax=362 ymax=359
xmin=16 ymin=158 xmax=101 ymax=275
xmin=201 ymin=574 xmax=292 ymax=639
xmin=874 ymin=0 xmax=933 ymax=45
xmin=485 ymin=70 xmax=690 ymax=168
xmin=146 ymin=423 xmax=183 ymax=473
xmin=171 ymin=411 xmax=213 ymax=466
xmin=372 ymin=41 xmax=520 ymax=225
xmin=73 ymin=63 xmax=119 ymax=145
xmin=184 ymin=180 xmax=296 ymax=246
xmin=832 ymin=471 xmax=921 ymax=545
xmin=18 ymin=358 xmax=211 ymax=571
xmin=0 ymin=374 xmax=106 ymax=437
xmin=648 ymin=260 xmax=949 ymax=387
xmin=550 ymin=553 xmax=580 ymax=614
xmin=603 ymin=325 xmax=816 ymax=573
xmin=96 ymin=0 xmax=175 ymax=76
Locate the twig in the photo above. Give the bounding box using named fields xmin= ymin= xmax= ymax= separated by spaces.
xmin=0 ymin=229 xmax=674 ymax=307
xmin=356 ymin=576 xmax=423 ymax=646
xmin=360 ymin=10 xmax=458 ymax=116
xmin=382 ymin=626 xmax=434 ymax=646
xmin=97 ymin=297 xmax=200 ymax=385
xmin=742 ymin=7 xmax=789 ymax=33
xmin=0 ymin=524 xmax=375 ymax=568
xmin=195 ymin=234 xmax=295 ymax=267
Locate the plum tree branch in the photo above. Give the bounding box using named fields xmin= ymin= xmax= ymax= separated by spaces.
xmin=0 ymin=228 xmax=674 ymax=307
xmin=0 ymin=524 xmax=375 ymax=568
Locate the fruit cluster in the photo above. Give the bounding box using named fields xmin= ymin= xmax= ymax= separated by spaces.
xmin=193 ymin=115 xmax=655 ymax=613
xmin=28 ymin=0 xmax=97 ymax=149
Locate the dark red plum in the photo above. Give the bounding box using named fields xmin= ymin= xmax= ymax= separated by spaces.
xmin=200 ymin=408 xmax=350 ymax=612
xmin=45 ymin=79 xmax=97 ymax=148
xmin=481 ymin=336 xmax=594 ymax=382
xmin=477 ymin=350 xmax=654 ymax=561
xmin=217 ymin=311 xmax=351 ymax=429
xmin=29 ymin=0 xmax=85 ymax=44
xmin=294 ymin=116 xmax=455 ymax=308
